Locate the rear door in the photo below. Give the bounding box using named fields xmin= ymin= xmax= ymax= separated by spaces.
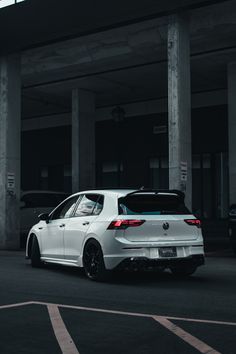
xmin=118 ymin=192 xmax=199 ymax=242
xmin=63 ymin=194 xmax=104 ymax=261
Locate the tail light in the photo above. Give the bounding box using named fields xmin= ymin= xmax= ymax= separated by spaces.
xmin=184 ymin=219 xmax=201 ymax=228
xmin=107 ymin=219 xmax=145 ymax=230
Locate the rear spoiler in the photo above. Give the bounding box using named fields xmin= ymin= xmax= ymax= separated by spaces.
xmin=124 ymin=189 xmax=185 ymax=201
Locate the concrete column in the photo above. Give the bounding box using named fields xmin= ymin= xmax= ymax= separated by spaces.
xmin=228 ymin=63 xmax=236 ymax=205
xmin=0 ymin=54 xmax=21 ymax=249
xmin=167 ymin=13 xmax=192 ymax=209
xmin=72 ymin=89 xmax=95 ymax=192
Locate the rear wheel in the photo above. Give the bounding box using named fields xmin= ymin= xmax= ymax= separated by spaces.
xmin=170 ymin=265 xmax=197 ymax=277
xmin=83 ymin=240 xmax=110 ymax=281
xmin=31 ymin=236 xmax=42 ymax=268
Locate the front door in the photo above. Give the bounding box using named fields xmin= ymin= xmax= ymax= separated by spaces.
xmin=40 ymin=195 xmax=79 ymax=261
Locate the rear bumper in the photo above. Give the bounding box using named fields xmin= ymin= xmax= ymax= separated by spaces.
xmin=103 ymin=244 xmax=204 ymax=270
xmin=115 ymin=254 xmax=205 ymax=271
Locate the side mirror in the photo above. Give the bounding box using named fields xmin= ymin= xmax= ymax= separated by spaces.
xmin=38 ymin=213 xmax=50 ymax=223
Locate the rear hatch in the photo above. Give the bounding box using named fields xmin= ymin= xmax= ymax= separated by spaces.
xmin=116 ymin=191 xmax=200 ymax=242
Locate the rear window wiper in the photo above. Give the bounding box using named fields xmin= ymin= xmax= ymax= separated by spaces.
xmin=160 ymin=210 xmax=179 ymax=214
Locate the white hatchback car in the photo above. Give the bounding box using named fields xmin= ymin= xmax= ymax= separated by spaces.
xmin=26 ymin=189 xmax=205 ymax=280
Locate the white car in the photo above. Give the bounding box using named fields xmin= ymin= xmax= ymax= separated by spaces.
xmin=26 ymin=189 xmax=205 ymax=281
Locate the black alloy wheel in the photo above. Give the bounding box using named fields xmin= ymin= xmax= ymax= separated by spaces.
xmin=83 ymin=240 xmax=109 ymax=281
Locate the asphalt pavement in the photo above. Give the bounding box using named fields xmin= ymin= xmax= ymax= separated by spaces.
xmin=0 ymin=249 xmax=236 ymax=354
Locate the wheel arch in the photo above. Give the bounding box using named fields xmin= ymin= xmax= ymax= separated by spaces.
xmin=82 ymin=237 xmax=102 ymax=265
xmin=27 ymin=233 xmax=38 ymax=258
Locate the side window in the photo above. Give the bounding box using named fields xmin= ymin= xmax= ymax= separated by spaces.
xmin=92 ymin=195 xmax=104 ymax=215
xmin=51 ymin=196 xmax=78 ymax=220
xmin=73 ymin=194 xmax=100 ymax=217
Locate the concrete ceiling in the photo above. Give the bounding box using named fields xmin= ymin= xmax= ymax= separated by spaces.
xmin=0 ymin=0 xmax=227 ymax=54
xmin=20 ymin=0 xmax=236 ymax=119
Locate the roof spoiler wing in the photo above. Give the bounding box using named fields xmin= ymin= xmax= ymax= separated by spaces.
xmin=124 ymin=189 xmax=185 ymax=201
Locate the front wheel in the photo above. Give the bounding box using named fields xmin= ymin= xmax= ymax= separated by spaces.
xmin=83 ymin=240 xmax=110 ymax=281
xmin=31 ymin=236 xmax=42 ymax=268
xmin=170 ymin=265 xmax=197 ymax=277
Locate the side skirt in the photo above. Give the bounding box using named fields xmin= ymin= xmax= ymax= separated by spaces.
xmin=40 ymin=257 xmax=82 ymax=268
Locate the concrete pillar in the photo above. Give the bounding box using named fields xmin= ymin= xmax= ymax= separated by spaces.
xmin=0 ymin=54 xmax=21 ymax=249
xmin=167 ymin=13 xmax=192 ymax=209
xmin=72 ymin=89 xmax=95 ymax=192
xmin=228 ymin=63 xmax=236 ymax=205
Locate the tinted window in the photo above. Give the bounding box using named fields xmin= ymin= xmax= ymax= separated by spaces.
xmin=74 ymin=194 xmax=100 ymax=217
xmin=92 ymin=195 xmax=104 ymax=215
xmin=51 ymin=196 xmax=78 ymax=220
xmin=119 ymin=194 xmax=190 ymax=215
xmin=21 ymin=193 xmax=68 ymax=208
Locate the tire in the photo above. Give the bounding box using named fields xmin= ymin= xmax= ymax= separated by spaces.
xmin=83 ymin=240 xmax=110 ymax=281
xmin=170 ymin=265 xmax=197 ymax=277
xmin=31 ymin=236 xmax=42 ymax=268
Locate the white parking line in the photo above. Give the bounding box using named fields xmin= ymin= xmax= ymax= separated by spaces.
xmin=47 ymin=304 xmax=80 ymax=354
xmin=1 ymin=301 xmax=236 ymax=328
xmin=0 ymin=301 xmax=235 ymax=354
xmin=165 ymin=315 xmax=236 ymax=327
xmin=153 ymin=316 xmax=221 ymax=354
xmin=33 ymin=301 xmax=236 ymax=327
xmin=0 ymin=301 xmax=34 ymax=310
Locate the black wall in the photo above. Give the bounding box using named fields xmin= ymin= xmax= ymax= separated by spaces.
xmin=21 ymin=105 xmax=228 ymax=191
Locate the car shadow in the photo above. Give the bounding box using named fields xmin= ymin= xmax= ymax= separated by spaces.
xmin=110 ymin=269 xmax=207 ymax=285
xmin=36 ymin=262 xmax=207 ymax=286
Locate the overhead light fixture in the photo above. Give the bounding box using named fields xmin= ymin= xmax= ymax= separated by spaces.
xmin=111 ymin=106 xmax=125 ymax=123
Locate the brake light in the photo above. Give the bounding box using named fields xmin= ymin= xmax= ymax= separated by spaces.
xmin=184 ymin=219 xmax=201 ymax=228
xmin=107 ymin=219 xmax=145 ymax=229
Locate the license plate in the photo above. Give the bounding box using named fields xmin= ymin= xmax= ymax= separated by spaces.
xmin=159 ymin=247 xmax=177 ymax=258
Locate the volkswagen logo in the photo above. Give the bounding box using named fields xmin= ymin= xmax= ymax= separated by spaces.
xmin=162 ymin=222 xmax=169 ymax=230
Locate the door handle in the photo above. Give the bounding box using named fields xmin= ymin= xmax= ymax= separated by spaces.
xmin=82 ymin=221 xmax=90 ymax=225
xmin=59 ymin=223 xmax=65 ymax=228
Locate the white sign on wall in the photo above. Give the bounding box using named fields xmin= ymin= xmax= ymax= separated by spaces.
xmin=180 ymin=161 xmax=188 ymax=181
xmin=7 ymin=172 xmax=15 ymax=190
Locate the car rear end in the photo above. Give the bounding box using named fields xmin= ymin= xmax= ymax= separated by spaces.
xmin=103 ymin=190 xmax=204 ymax=273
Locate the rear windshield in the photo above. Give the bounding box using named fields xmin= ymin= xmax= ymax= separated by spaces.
xmin=118 ymin=194 xmax=191 ymax=215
